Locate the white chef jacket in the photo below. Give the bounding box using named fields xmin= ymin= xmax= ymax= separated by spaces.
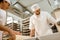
xmin=0 ymin=9 xmax=6 ymax=25
xmin=29 ymin=11 xmax=56 ymax=37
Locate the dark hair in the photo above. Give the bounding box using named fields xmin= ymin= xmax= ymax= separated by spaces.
xmin=0 ymin=0 xmax=4 ymax=3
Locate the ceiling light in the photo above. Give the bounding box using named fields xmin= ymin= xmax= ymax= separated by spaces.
xmin=24 ymin=11 xmax=30 ymax=14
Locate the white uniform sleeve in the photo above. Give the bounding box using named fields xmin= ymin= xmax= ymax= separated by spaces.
xmin=47 ymin=12 xmax=56 ymax=24
xmin=0 ymin=9 xmax=6 ymax=25
xmin=29 ymin=17 xmax=35 ymax=30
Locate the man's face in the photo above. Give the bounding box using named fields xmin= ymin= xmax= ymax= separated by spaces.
xmin=2 ymin=1 xmax=10 ymax=10
xmin=34 ymin=9 xmax=40 ymax=15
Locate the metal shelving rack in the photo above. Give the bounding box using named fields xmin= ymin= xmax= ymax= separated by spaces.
xmin=22 ymin=17 xmax=30 ymax=36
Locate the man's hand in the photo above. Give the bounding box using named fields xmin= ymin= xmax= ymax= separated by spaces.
xmin=3 ymin=30 xmax=21 ymax=40
xmin=30 ymin=29 xmax=35 ymax=37
xmin=9 ymin=30 xmax=21 ymax=40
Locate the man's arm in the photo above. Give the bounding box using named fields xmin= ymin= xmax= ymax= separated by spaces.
xmin=0 ymin=24 xmax=16 ymax=40
xmin=0 ymin=24 xmax=20 ymax=40
xmin=29 ymin=17 xmax=35 ymax=37
xmin=0 ymin=24 xmax=12 ymax=33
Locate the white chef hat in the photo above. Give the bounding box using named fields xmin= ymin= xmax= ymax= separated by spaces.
xmin=31 ymin=4 xmax=40 ymax=12
xmin=5 ymin=0 xmax=11 ymax=4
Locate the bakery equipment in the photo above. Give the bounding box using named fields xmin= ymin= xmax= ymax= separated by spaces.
xmin=39 ymin=32 xmax=60 ymax=40
xmin=16 ymin=35 xmax=36 ymax=40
